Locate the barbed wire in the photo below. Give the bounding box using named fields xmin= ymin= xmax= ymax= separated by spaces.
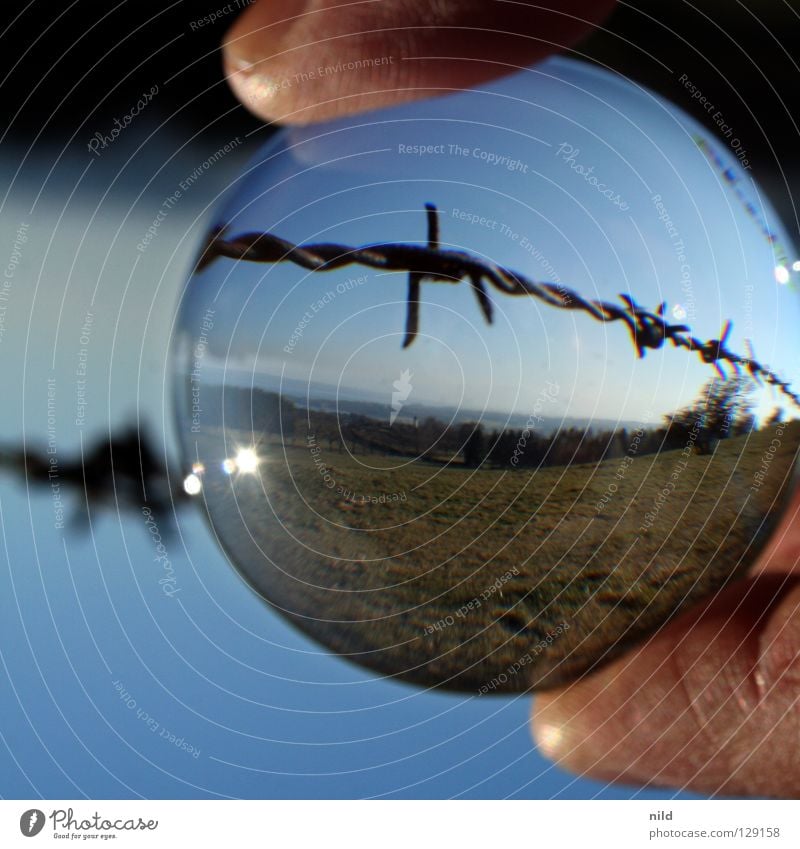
xmin=0 ymin=428 xmax=189 ymax=533
xmin=197 ymin=203 xmax=800 ymax=411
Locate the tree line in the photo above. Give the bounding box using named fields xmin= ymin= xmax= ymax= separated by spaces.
xmin=222 ymin=375 xmax=782 ymax=469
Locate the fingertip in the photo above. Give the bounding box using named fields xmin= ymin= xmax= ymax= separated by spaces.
xmin=222 ymin=0 xmax=618 ymax=125
xmin=531 ymin=576 xmax=800 ymax=797
xmin=752 ymin=484 xmax=800 ymax=576
xmin=531 ymin=660 xmax=652 ymax=784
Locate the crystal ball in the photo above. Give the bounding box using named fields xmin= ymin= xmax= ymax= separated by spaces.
xmin=173 ymin=57 xmax=800 ymax=692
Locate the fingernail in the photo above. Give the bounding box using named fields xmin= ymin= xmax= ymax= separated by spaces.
xmin=223 ymin=0 xmax=313 ymax=116
xmin=223 ymin=53 xmax=280 ymax=115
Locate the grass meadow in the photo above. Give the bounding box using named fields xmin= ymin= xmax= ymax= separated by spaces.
xmin=197 ymin=419 xmax=800 ymax=692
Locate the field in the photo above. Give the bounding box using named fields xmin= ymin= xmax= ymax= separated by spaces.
xmin=195 ymin=420 xmax=800 ymax=693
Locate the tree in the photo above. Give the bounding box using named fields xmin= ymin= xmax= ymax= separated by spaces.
xmin=764 ymin=407 xmax=784 ymax=429
xmin=460 ymin=423 xmax=487 ymax=467
xmin=664 ymin=375 xmax=755 ymax=454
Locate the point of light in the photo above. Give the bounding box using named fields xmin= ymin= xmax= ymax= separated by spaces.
xmin=183 ymin=473 xmax=203 ymax=496
xmin=672 ymin=304 xmax=687 ymax=320
xmin=221 ymin=458 xmax=237 ymax=475
xmin=191 ymin=462 xmax=205 ymax=475
xmin=793 ymin=260 xmax=800 ymax=272
xmin=535 ymin=721 xmax=565 ymax=759
xmin=775 ymin=265 xmax=790 ymax=285
xmin=235 ymin=447 xmax=260 ymax=474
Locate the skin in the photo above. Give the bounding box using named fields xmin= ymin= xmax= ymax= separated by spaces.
xmin=534 ymin=487 xmax=800 ymax=798
xmin=222 ymin=0 xmax=618 ymax=124
xmin=223 ymin=0 xmax=800 ymax=797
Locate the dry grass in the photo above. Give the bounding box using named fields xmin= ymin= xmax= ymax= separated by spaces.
xmin=198 ymin=420 xmax=800 ymax=692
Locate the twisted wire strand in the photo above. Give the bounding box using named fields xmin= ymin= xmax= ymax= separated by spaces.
xmin=196 ymin=203 xmax=800 ymax=411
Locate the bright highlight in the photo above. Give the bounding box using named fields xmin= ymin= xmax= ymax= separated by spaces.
xmin=235 ymin=448 xmax=260 ymax=474
xmin=183 ymin=473 xmax=203 ymax=495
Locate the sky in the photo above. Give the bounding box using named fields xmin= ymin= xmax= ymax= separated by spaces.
xmin=0 ymin=101 xmax=703 ymax=800
xmin=180 ymin=58 xmax=799 ymax=432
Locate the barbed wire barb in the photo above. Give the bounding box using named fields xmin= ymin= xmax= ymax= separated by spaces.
xmin=196 ymin=204 xmax=800 ymax=411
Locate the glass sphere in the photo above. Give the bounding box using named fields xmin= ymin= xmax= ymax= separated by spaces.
xmin=173 ymin=57 xmax=800 ymax=692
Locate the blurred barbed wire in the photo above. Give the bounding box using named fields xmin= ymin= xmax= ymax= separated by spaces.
xmin=198 ymin=203 xmax=800 ymax=410
xmin=0 ymin=427 xmax=188 ymax=534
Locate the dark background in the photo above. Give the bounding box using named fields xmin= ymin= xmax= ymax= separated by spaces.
xmin=2 ymin=0 xmax=798 ymax=221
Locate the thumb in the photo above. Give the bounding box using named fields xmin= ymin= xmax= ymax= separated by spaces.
xmin=532 ymin=489 xmax=800 ymax=797
xmin=222 ymin=0 xmax=617 ymax=124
